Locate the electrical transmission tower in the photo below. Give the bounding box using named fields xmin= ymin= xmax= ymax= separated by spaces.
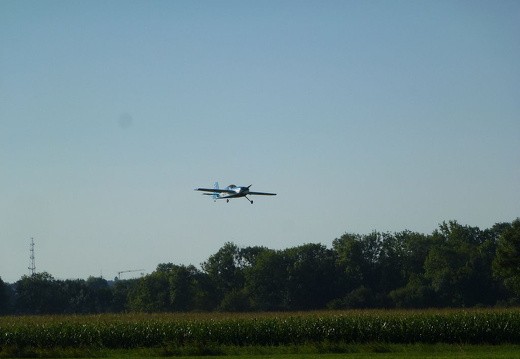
xmin=28 ymin=238 xmax=36 ymax=275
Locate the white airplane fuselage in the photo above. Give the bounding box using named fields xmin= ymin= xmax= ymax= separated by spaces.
xmin=218 ymin=185 xmax=249 ymax=199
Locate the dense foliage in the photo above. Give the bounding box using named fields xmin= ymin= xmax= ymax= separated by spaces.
xmin=2 ymin=310 xmax=520 ymax=353
xmin=1 ymin=219 xmax=519 ymax=314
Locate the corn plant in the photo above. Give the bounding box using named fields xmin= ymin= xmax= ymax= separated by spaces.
xmin=2 ymin=309 xmax=520 ymax=350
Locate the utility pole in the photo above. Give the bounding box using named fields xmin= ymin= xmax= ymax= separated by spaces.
xmin=28 ymin=238 xmax=36 ymax=275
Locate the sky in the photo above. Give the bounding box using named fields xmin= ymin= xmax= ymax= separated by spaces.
xmin=1 ymin=0 xmax=519 ymax=283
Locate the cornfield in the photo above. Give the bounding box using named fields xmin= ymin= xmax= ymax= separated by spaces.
xmin=1 ymin=309 xmax=519 ymax=350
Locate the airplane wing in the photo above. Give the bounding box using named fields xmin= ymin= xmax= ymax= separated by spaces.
xmin=195 ymin=188 xmax=235 ymax=194
xmin=248 ymin=191 xmax=277 ymax=196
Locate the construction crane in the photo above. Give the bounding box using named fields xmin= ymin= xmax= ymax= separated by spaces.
xmin=117 ymin=269 xmax=145 ymax=280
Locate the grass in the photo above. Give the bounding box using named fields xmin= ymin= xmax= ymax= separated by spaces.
xmin=5 ymin=344 xmax=519 ymax=358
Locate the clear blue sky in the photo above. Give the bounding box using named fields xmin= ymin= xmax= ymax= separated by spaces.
xmin=1 ymin=1 xmax=519 ymax=283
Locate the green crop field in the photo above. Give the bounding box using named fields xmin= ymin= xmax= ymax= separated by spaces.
xmin=1 ymin=309 xmax=520 ymax=358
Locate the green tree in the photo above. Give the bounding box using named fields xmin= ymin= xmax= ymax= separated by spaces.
xmin=493 ymin=219 xmax=520 ymax=298
xmin=424 ymin=244 xmax=468 ymax=306
xmin=218 ymin=288 xmax=251 ymax=312
xmin=127 ymin=271 xmax=171 ymax=312
xmin=111 ymin=278 xmax=139 ymax=312
xmin=168 ymin=264 xmax=203 ymax=311
xmin=389 ymin=273 xmax=437 ymax=308
xmin=245 ymin=249 xmax=289 ymax=311
xmin=333 ymin=233 xmax=366 ymax=294
xmin=84 ymin=276 xmax=113 ymax=313
xmin=333 ymin=231 xmax=388 ymax=307
xmin=400 ymin=231 xmax=433 ymax=280
xmin=201 ymin=242 xmax=245 ymax=306
xmin=15 ymin=272 xmax=62 ymax=314
xmin=284 ymin=243 xmax=337 ymax=310
xmin=237 ymin=246 xmax=269 ymax=268
xmin=424 ymin=220 xmax=501 ymax=306
xmin=58 ymin=279 xmax=88 ymax=313
xmin=378 ymin=232 xmax=407 ymax=293
xmin=127 ymin=263 xmax=215 ymax=312
xmin=0 ymin=277 xmax=11 ymax=314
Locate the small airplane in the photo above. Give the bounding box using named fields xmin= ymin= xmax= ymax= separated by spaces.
xmin=195 ymin=182 xmax=276 ymax=204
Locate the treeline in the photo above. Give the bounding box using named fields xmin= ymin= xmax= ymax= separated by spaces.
xmin=1 ymin=219 xmax=519 ymax=315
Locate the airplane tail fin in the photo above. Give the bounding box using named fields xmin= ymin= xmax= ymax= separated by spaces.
xmin=213 ymin=182 xmax=219 ymax=201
